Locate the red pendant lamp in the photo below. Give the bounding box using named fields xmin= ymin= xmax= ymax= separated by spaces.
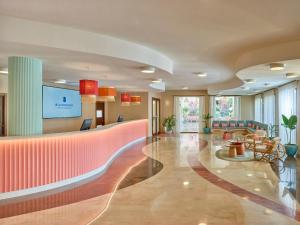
xmin=79 ymin=80 xmax=98 ymax=96
xmin=130 ymin=95 xmax=141 ymax=105
xmin=98 ymin=87 xmax=117 ymax=102
xmin=121 ymin=93 xmax=131 ymax=106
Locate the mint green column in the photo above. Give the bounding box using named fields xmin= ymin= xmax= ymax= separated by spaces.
xmin=8 ymin=56 xmax=43 ymax=136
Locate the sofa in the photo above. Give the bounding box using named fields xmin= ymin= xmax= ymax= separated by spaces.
xmin=211 ymin=120 xmax=268 ymax=135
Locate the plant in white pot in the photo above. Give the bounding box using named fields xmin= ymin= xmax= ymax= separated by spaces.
xmin=282 ymin=114 xmax=298 ymax=157
xmin=162 ymin=115 xmax=176 ymax=134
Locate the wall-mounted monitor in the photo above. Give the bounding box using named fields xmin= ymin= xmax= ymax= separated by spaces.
xmin=43 ymin=86 xmax=82 ymax=119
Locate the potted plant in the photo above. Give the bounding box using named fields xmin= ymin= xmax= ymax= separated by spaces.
xmin=282 ymin=114 xmax=298 ymax=157
xmin=202 ymin=113 xmax=213 ymax=134
xmin=268 ymin=124 xmax=279 ymax=140
xmin=162 ymin=115 xmax=176 ymax=134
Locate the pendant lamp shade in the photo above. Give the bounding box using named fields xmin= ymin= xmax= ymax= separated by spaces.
xmin=98 ymin=87 xmax=116 ymax=102
xmin=79 ymin=80 xmax=98 ymax=96
xmin=130 ymin=96 xmax=141 ymax=105
xmin=121 ymin=93 xmax=131 ymax=106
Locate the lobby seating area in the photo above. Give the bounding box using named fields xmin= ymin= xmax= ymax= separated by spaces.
xmin=212 ymin=120 xmax=269 ymax=134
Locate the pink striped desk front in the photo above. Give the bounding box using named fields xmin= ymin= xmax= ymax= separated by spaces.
xmin=0 ymin=119 xmax=148 ymax=193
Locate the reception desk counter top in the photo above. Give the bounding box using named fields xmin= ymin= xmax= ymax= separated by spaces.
xmin=0 ymin=119 xmax=148 ymax=198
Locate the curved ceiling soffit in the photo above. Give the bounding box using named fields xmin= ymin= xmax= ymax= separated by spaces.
xmin=235 ymin=40 xmax=300 ymax=76
xmin=209 ymin=40 xmax=300 ymax=94
xmin=207 ymin=77 xmax=244 ymax=95
xmin=0 ymin=15 xmax=173 ymax=75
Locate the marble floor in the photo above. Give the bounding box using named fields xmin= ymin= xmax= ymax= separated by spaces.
xmin=0 ymin=133 xmax=300 ymax=225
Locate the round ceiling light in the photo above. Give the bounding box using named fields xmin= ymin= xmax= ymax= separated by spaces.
xmin=54 ymin=79 xmax=67 ymax=84
xmin=141 ymin=66 xmax=156 ymax=73
xmin=244 ymin=79 xmax=256 ymax=84
xmin=0 ymin=68 xmax=8 ymax=74
xmin=241 ymin=86 xmax=249 ymax=90
xmin=182 ymin=87 xmax=189 ymax=90
xmin=196 ymin=72 xmax=207 ymax=77
xmin=286 ymin=73 xmax=300 ymax=79
xmin=152 ymin=78 xmax=162 ymax=83
xmin=270 ymin=62 xmax=285 ymax=71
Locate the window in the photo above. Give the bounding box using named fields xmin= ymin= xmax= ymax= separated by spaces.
xmin=254 ymin=95 xmax=263 ymax=122
xmin=278 ymin=83 xmax=297 ymax=144
xmin=210 ymin=96 xmax=240 ymax=120
xmin=263 ymin=90 xmax=275 ymax=125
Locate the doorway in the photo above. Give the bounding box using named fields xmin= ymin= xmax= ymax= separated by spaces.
xmin=96 ymin=101 xmax=105 ymax=126
xmin=152 ymin=98 xmax=160 ymax=136
xmin=0 ymin=95 xmax=6 ymax=136
xmin=174 ymin=96 xmax=205 ymax=133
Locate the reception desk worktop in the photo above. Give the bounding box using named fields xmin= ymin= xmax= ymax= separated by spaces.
xmin=0 ymin=119 xmax=148 ymax=199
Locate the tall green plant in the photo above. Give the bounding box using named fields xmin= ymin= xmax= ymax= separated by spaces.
xmin=281 ymin=114 xmax=297 ymax=144
xmin=163 ymin=115 xmax=176 ymax=131
xmin=202 ymin=113 xmax=213 ymax=128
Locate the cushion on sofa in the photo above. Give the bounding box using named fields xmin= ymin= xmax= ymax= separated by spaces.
xmin=229 ymin=122 xmax=236 ymax=127
xmin=221 ymin=123 xmax=228 ymax=128
xmin=213 ymin=122 xmax=220 ymax=128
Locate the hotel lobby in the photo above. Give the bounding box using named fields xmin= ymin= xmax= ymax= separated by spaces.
xmin=1 ymin=1 xmax=300 ymax=225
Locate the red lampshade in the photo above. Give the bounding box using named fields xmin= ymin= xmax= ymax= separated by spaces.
xmin=79 ymin=80 xmax=98 ymax=96
xmin=130 ymin=96 xmax=141 ymax=105
xmin=121 ymin=93 xmax=131 ymax=106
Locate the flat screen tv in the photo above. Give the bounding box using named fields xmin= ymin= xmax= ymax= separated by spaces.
xmin=43 ymin=86 xmax=82 ymax=119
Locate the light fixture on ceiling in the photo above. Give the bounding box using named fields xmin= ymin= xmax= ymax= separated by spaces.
xmin=0 ymin=68 xmax=8 ymax=74
xmin=98 ymin=87 xmax=117 ymax=102
xmin=241 ymin=86 xmax=249 ymax=90
xmin=270 ymin=62 xmax=285 ymax=71
xmin=141 ymin=66 xmax=156 ymax=73
xmin=286 ymin=73 xmax=300 ymax=79
xmin=264 ymin=83 xmax=270 ymax=86
xmin=54 ymin=79 xmax=67 ymax=84
xmin=182 ymin=87 xmax=189 ymax=90
xmin=152 ymin=78 xmax=162 ymax=83
xmin=195 ymin=72 xmax=207 ymax=77
xmin=244 ymin=79 xmax=256 ymax=84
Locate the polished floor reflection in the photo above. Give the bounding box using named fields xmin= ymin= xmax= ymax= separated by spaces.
xmin=1 ymin=133 xmax=300 ymax=225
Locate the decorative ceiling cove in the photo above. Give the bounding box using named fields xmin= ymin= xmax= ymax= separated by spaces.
xmin=0 ymin=0 xmax=300 ymax=94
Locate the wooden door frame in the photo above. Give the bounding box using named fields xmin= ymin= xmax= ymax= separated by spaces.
xmin=152 ymin=97 xmax=161 ymax=135
xmin=95 ymin=101 xmax=105 ymax=126
xmin=0 ymin=94 xmax=7 ymax=136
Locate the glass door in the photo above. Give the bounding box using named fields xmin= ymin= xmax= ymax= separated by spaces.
xmin=174 ymin=96 xmax=205 ymax=133
xmin=152 ymin=98 xmax=160 ymax=135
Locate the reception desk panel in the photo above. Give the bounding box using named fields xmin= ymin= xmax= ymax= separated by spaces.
xmin=0 ymin=120 xmax=148 ymax=194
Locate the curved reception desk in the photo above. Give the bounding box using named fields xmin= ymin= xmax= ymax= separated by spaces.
xmin=0 ymin=119 xmax=148 ymax=199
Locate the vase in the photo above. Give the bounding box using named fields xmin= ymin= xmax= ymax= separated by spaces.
xmin=203 ymin=128 xmax=211 ymax=134
xmin=164 ymin=127 xmax=173 ymax=134
xmin=285 ymin=144 xmax=298 ymax=157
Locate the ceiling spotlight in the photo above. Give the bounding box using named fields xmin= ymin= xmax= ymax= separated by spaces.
xmin=196 ymin=72 xmax=207 ymax=77
xmin=241 ymin=86 xmax=249 ymax=90
xmin=182 ymin=87 xmax=189 ymax=90
xmin=264 ymin=83 xmax=270 ymax=86
xmin=0 ymin=68 xmax=8 ymax=74
xmin=152 ymin=78 xmax=162 ymax=83
xmin=286 ymin=73 xmax=300 ymax=79
xmin=141 ymin=66 xmax=156 ymax=73
xmin=54 ymin=79 xmax=67 ymax=84
xmin=244 ymin=79 xmax=256 ymax=84
xmin=270 ymin=62 xmax=285 ymax=71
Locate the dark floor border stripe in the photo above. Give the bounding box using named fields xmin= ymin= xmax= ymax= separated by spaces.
xmin=188 ymin=139 xmax=300 ymax=221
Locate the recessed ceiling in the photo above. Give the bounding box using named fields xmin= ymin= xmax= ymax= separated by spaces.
xmin=0 ymin=0 xmax=300 ymax=92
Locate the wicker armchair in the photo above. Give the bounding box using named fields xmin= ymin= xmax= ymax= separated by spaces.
xmin=253 ymin=137 xmax=286 ymax=162
xmin=244 ymin=130 xmax=267 ymax=150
